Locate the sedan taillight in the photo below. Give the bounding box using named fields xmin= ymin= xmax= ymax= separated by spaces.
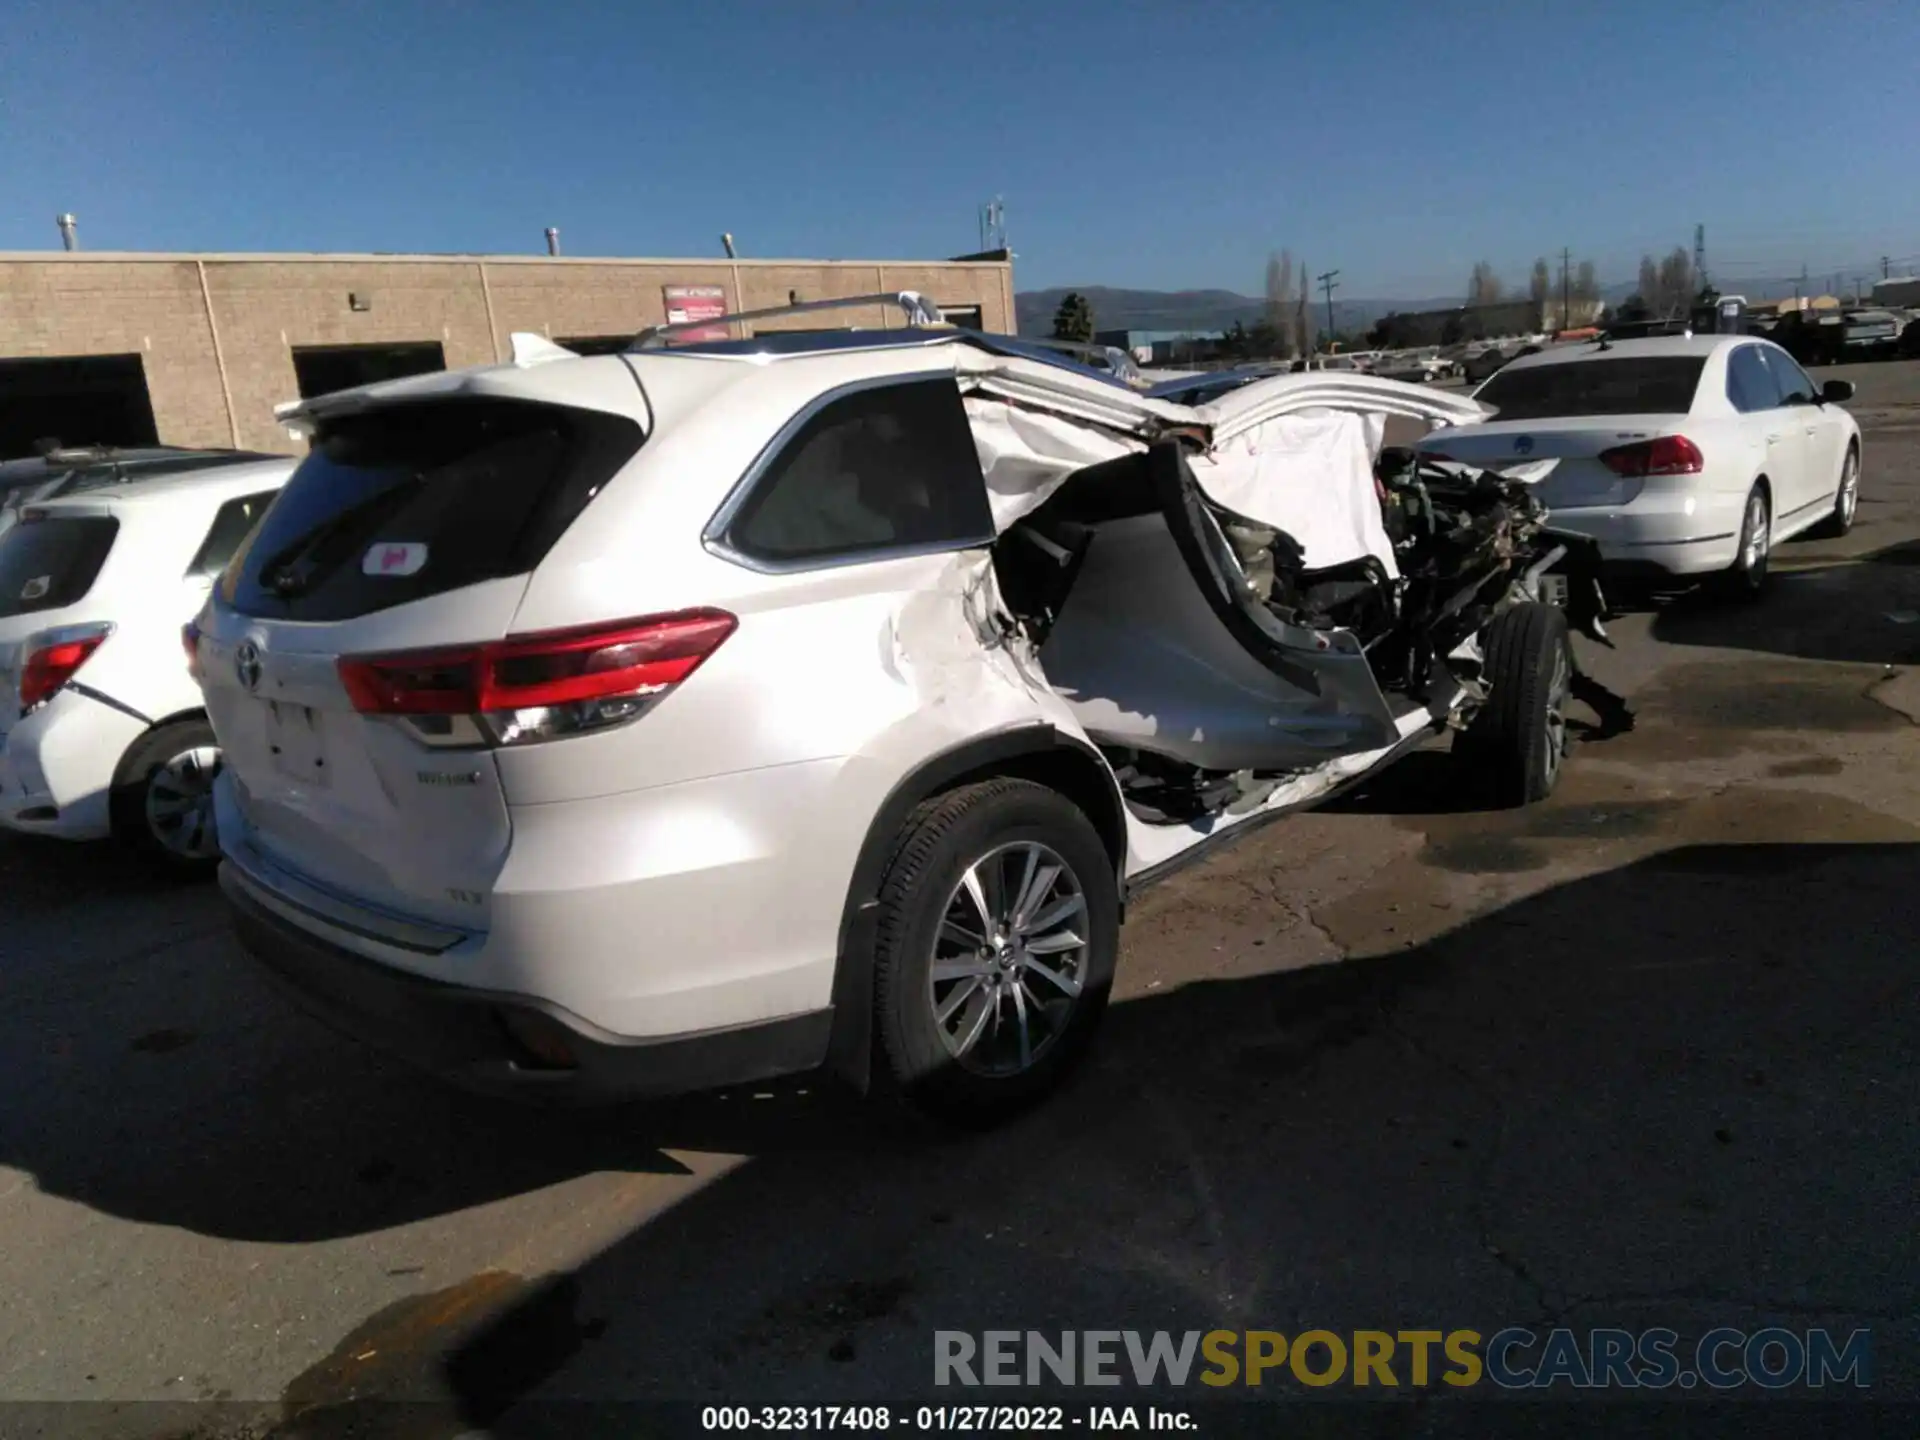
xmin=337 ymin=610 xmax=737 ymax=747
xmin=1598 ymin=435 xmax=1704 ymax=478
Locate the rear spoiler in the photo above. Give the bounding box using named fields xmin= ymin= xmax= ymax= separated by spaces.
xmin=273 ymin=332 xmax=613 ymax=436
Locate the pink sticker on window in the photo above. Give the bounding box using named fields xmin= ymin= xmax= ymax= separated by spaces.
xmin=361 ymin=542 xmax=428 ymax=577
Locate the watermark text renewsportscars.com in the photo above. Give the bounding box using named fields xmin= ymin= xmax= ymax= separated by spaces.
xmin=935 ymin=1327 xmax=1871 ymax=1390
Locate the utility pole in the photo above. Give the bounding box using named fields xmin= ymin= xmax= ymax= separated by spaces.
xmin=1884 ymin=255 xmax=1893 ymax=280
xmin=1694 ymin=223 xmax=1707 ymax=290
xmin=1317 ymin=269 xmax=1340 ymax=345
xmin=1560 ymin=246 xmax=1571 ymax=331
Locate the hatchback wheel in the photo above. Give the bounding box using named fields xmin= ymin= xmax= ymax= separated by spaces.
xmin=871 ymin=778 xmax=1117 ymax=1124
xmin=111 ymin=717 xmax=223 ymax=878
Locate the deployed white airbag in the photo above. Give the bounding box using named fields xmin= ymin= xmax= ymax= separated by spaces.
xmin=1187 ymin=407 xmax=1398 ymax=579
xmin=964 ymin=395 xmax=1144 ymax=529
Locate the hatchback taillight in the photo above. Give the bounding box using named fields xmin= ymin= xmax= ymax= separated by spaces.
xmin=20 ymin=625 xmax=112 ymax=710
xmin=1598 ymin=435 xmax=1703 ymax=478
xmin=337 ymin=610 xmax=737 ymax=747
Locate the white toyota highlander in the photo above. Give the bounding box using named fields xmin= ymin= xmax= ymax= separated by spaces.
xmin=194 ymin=297 xmax=1608 ymax=1121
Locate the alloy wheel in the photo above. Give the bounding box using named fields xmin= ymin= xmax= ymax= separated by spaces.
xmin=1742 ymin=492 xmax=1770 ymax=577
xmin=145 ymin=746 xmax=222 ymax=861
xmin=927 ymin=841 xmax=1088 ymax=1078
xmin=1839 ymin=452 xmax=1859 ymax=528
xmin=1542 ymin=639 xmax=1572 ymax=788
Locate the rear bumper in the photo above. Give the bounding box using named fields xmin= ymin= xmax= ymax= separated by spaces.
xmin=0 ymin=690 xmax=143 ymax=841
xmin=221 ymin=861 xmax=834 ymax=1101
xmin=1545 ymin=490 xmax=1746 ymax=577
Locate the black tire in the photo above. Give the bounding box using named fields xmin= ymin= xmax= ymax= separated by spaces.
xmin=1808 ymin=444 xmax=1860 ymax=539
xmin=871 ymin=778 xmax=1118 ymax=1126
xmin=1454 ymin=602 xmax=1572 ymax=808
xmin=1717 ymin=483 xmax=1771 ymax=599
xmin=109 ymin=717 xmax=224 ymax=879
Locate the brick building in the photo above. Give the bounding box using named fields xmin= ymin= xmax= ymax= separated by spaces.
xmin=0 ymin=249 xmax=1016 ymax=457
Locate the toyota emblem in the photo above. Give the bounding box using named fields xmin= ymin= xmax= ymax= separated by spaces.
xmin=235 ymin=640 xmax=262 ymax=692
xmin=1513 ymin=434 xmax=1536 ymax=455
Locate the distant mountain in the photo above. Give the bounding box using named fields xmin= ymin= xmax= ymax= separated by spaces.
xmin=1015 ymin=276 xmax=1833 ymax=339
xmin=1016 ymin=286 xmax=1459 ymax=338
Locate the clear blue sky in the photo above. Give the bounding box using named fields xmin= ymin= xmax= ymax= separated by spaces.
xmin=5 ymin=0 xmax=1917 ymax=299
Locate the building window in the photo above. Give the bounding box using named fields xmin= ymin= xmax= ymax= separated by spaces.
xmin=940 ymin=305 xmax=984 ymax=330
xmin=0 ymin=354 xmax=158 ymax=460
xmin=291 ymin=342 xmax=447 ymax=400
xmin=556 ymin=336 xmax=634 ymax=356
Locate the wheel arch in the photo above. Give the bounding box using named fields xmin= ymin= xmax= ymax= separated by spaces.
xmin=109 ymin=706 xmax=212 ymax=789
xmin=824 ymin=724 xmax=1126 ymax=1091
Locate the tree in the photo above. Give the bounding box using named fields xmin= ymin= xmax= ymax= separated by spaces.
xmin=1265 ymin=251 xmax=1301 ymax=358
xmin=1297 ymin=255 xmax=1313 ymax=356
xmin=1468 ymin=261 xmax=1503 ymax=307
xmin=1050 ymin=292 xmax=1095 ymax=343
xmin=1655 ymin=247 xmax=1695 ymax=318
xmin=1529 ymin=258 xmax=1551 ymax=308
xmin=1615 ymin=294 xmax=1651 ymax=324
xmin=1637 ymin=255 xmax=1660 ymax=312
xmin=1441 ymin=313 xmax=1466 ymax=346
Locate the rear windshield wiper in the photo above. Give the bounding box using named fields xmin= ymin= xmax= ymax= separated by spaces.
xmin=259 ymin=481 xmax=416 ymax=597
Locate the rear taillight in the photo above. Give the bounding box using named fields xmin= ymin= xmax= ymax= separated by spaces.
xmin=1598 ymin=435 xmax=1703 ymax=478
xmin=20 ymin=624 xmax=112 ymax=710
xmin=338 ymin=609 xmax=737 ymax=747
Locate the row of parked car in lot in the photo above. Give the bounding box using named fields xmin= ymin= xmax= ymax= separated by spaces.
xmin=0 ymin=296 xmax=1864 ymax=1122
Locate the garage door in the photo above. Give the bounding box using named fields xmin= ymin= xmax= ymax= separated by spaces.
xmin=291 ymin=342 xmax=447 ymax=399
xmin=0 ymin=355 xmax=159 ymax=460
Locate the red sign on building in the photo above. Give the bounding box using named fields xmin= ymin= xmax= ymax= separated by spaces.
xmin=662 ymin=284 xmax=730 ymax=342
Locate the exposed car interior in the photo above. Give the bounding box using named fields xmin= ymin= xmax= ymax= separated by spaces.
xmin=988 ymin=404 xmax=1603 ymax=826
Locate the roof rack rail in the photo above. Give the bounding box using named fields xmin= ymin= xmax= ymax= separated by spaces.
xmin=628 ymin=291 xmax=948 ymax=349
xmin=1010 ymin=337 xmax=1145 ymax=386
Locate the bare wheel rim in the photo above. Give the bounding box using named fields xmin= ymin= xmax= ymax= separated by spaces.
xmin=928 ymin=840 xmax=1088 ymax=1078
xmin=1742 ymin=492 xmax=1770 ymax=574
xmin=1543 ymin=639 xmax=1571 ymax=785
xmin=144 ymin=745 xmax=222 ymax=860
xmin=1839 ymin=451 xmax=1859 ymax=525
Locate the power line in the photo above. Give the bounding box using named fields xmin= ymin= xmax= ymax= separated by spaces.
xmin=1317 ymin=270 xmax=1340 ymax=341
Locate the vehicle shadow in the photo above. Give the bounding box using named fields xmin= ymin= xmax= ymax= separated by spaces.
xmin=262 ymin=840 xmax=1917 ymax=1433
xmin=1645 ymin=536 xmax=1920 ymax=666
xmin=0 ymin=833 xmax=928 ymax=1246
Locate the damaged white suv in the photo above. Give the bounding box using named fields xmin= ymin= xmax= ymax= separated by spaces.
xmin=193 ymin=296 xmax=1605 ymax=1121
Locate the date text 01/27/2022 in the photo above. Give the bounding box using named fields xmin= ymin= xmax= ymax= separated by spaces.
xmin=700 ymin=1404 xmax=1196 ymax=1431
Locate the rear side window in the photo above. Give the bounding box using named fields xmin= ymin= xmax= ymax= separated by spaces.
xmin=1725 ymin=346 xmax=1780 ymax=413
xmin=1476 ymin=357 xmax=1707 ymax=420
xmin=221 ymin=400 xmax=643 ymax=621
xmin=717 ymin=378 xmax=994 ymax=566
xmin=0 ymin=516 xmax=118 ymax=618
xmin=187 ymin=490 xmax=280 ymax=579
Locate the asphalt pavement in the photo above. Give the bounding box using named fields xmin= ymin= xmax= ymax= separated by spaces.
xmin=2 ymin=361 xmax=1917 ymax=1439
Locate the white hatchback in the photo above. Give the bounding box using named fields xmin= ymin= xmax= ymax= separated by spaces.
xmin=0 ymin=457 xmax=294 ymax=868
xmin=195 ymin=304 xmax=1608 ymax=1120
xmin=1420 ymin=334 xmax=1861 ymax=593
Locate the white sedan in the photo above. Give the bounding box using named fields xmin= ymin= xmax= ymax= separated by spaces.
xmin=1415 ymin=334 xmax=1861 ymax=593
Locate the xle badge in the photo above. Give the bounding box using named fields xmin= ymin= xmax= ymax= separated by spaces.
xmin=363 ymin=542 xmax=428 ymax=577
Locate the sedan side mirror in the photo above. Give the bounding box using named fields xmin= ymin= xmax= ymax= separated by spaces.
xmin=1821 ymin=379 xmax=1855 ymax=404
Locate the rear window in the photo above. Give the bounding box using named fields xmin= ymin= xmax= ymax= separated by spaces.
xmin=1476 ymin=357 xmax=1706 ymax=420
xmin=0 ymin=516 xmax=118 ymax=618
xmin=221 ymin=400 xmax=643 ymax=621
